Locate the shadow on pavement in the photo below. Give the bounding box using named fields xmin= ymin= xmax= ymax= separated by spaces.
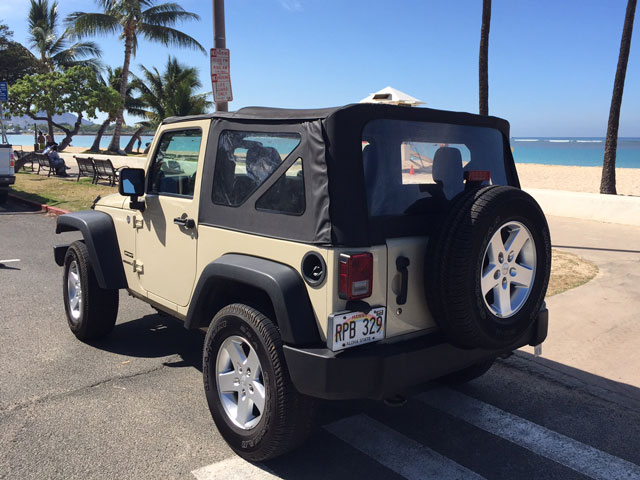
xmin=91 ymin=313 xmax=206 ymax=371
xmin=0 ymin=196 xmax=43 ymax=214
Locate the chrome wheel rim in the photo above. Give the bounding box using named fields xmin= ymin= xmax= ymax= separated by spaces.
xmin=67 ymin=260 xmax=82 ymax=322
xmin=481 ymin=221 xmax=536 ymax=318
xmin=216 ymin=335 xmax=265 ymax=430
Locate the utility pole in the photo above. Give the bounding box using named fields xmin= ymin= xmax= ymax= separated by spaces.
xmin=212 ymin=0 xmax=228 ymax=112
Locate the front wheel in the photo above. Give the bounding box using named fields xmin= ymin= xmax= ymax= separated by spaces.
xmin=203 ymin=304 xmax=316 ymax=461
xmin=63 ymin=240 xmax=119 ymax=341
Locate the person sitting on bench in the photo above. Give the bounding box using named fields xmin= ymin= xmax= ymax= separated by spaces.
xmin=42 ymin=143 xmax=70 ymax=177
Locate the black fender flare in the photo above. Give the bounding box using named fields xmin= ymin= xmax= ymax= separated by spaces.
xmin=185 ymin=254 xmax=321 ymax=346
xmin=55 ymin=211 xmax=127 ymax=290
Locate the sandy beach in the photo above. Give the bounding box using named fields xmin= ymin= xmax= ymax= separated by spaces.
xmin=516 ymin=163 xmax=640 ymax=197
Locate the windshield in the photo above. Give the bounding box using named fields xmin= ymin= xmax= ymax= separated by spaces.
xmin=362 ymin=119 xmax=508 ymax=217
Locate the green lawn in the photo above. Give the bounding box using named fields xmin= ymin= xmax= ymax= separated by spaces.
xmin=11 ymin=172 xmax=118 ymax=211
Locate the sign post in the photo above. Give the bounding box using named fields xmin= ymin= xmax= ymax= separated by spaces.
xmin=0 ymin=82 xmax=9 ymax=145
xmin=210 ymin=48 xmax=233 ymax=104
xmin=211 ymin=0 xmax=230 ymax=112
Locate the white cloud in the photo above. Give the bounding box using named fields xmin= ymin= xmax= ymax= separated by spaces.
xmin=278 ymin=0 xmax=303 ymax=12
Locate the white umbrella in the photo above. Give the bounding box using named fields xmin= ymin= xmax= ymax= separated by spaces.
xmin=359 ymin=86 xmax=425 ymax=106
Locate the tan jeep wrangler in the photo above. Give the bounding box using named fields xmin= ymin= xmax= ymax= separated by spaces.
xmin=53 ymin=103 xmax=551 ymax=461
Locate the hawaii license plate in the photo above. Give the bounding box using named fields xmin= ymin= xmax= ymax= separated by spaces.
xmin=327 ymin=307 xmax=386 ymax=352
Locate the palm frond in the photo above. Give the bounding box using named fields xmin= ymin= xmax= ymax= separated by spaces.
xmin=143 ymin=10 xmax=200 ymax=27
xmin=65 ymin=12 xmax=120 ymax=37
xmin=138 ymin=23 xmax=205 ymax=53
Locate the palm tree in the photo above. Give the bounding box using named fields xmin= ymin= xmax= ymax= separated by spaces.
xmin=27 ymin=0 xmax=102 ymax=139
xmin=66 ymin=0 xmax=205 ymax=153
xmin=90 ymin=66 xmax=146 ymax=152
xmin=600 ymin=0 xmax=637 ymax=195
xmin=478 ymin=0 xmax=491 ymax=116
xmin=133 ymin=57 xmax=212 ymax=132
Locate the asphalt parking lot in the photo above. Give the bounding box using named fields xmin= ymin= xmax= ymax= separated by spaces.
xmin=1 ymin=211 xmax=640 ymax=480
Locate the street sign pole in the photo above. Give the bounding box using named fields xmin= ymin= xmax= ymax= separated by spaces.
xmin=212 ymin=0 xmax=228 ymax=112
xmin=0 ymin=82 xmax=8 ymax=144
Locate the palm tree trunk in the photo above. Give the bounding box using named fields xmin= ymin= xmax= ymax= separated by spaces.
xmin=124 ymin=126 xmax=144 ymax=154
xmin=479 ymin=0 xmax=491 ymax=116
xmin=601 ymin=0 xmax=636 ymax=195
xmin=108 ymin=31 xmax=133 ymax=153
xmin=91 ymin=118 xmax=112 ymax=152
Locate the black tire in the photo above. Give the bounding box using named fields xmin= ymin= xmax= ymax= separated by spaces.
xmin=203 ymin=304 xmax=316 ymax=461
xmin=0 ymin=190 xmax=8 ymax=205
xmin=438 ymin=359 xmax=495 ymax=385
xmin=62 ymin=240 xmax=119 ymax=341
xmin=425 ymin=186 xmax=551 ymax=349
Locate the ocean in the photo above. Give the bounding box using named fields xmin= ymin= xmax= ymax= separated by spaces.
xmin=7 ymin=134 xmax=155 ymax=151
xmin=7 ymin=134 xmax=640 ymax=169
xmin=511 ymin=137 xmax=640 ymax=169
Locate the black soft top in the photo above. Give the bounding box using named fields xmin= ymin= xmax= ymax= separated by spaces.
xmin=181 ymin=103 xmax=517 ymax=246
xmin=162 ymin=103 xmax=511 ymax=138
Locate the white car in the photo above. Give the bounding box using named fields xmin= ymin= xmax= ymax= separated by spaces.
xmin=0 ymin=143 xmax=16 ymax=204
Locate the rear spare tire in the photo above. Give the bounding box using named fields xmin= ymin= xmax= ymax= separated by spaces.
xmin=425 ymin=186 xmax=551 ymax=349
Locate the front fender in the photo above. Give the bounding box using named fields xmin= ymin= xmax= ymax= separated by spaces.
xmin=55 ymin=210 xmax=127 ymax=290
xmin=185 ymin=254 xmax=321 ymax=346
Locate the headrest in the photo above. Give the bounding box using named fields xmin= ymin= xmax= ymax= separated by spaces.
xmin=246 ymin=145 xmax=281 ymax=182
xmin=432 ymin=147 xmax=464 ymax=199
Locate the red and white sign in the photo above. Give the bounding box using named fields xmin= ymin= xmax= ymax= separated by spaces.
xmin=210 ymin=48 xmax=233 ymax=102
xmin=212 ymin=73 xmax=233 ymax=103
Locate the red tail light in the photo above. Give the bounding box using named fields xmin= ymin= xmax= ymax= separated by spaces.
xmin=339 ymin=253 xmax=373 ymax=300
xmin=9 ymin=153 xmax=14 ymax=168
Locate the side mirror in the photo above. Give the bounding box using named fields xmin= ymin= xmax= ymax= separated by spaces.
xmin=119 ymin=168 xmax=146 ymax=211
xmin=119 ymin=168 xmax=145 ymax=196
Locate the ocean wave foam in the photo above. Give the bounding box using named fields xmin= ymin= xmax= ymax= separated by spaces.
xmin=513 ymin=139 xmax=539 ymax=142
xmin=548 ymin=140 xmax=571 ymax=143
xmin=576 ymin=140 xmax=603 ymax=143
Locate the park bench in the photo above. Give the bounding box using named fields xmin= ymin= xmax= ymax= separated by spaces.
xmin=74 ymin=156 xmax=97 ymax=183
xmin=14 ymin=151 xmax=35 ymax=172
xmin=36 ymin=153 xmax=55 ymax=177
xmin=93 ymin=158 xmax=128 ymax=186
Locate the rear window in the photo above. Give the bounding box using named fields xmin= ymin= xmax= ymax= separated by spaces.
xmin=362 ymin=119 xmax=507 ymax=217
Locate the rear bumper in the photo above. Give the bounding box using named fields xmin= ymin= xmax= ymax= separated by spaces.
xmin=0 ymin=175 xmax=15 ymax=188
xmin=284 ymin=307 xmax=548 ymax=400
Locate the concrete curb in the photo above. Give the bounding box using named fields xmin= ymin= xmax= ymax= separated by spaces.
xmin=8 ymin=192 xmax=70 ymax=216
xmin=524 ymin=188 xmax=640 ymax=227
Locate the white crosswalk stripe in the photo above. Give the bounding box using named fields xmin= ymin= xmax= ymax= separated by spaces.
xmin=192 ymin=457 xmax=281 ymax=480
xmin=193 ymin=388 xmax=640 ymax=480
xmin=325 ymin=413 xmax=485 ymax=480
xmin=419 ymin=387 xmax=640 ymax=480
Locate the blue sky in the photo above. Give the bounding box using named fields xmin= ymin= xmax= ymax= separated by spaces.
xmin=2 ymin=0 xmax=638 ymax=136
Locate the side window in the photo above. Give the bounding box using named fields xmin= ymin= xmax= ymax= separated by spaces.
xmin=148 ymin=129 xmax=202 ymax=197
xmin=255 ymin=158 xmax=305 ymax=215
xmin=212 ymin=130 xmax=300 ymax=207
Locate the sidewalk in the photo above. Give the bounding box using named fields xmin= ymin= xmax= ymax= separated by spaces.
xmin=522 ymin=215 xmax=640 ymax=388
xmin=59 ymin=152 xmax=147 ymax=175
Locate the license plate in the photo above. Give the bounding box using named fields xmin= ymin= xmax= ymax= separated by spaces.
xmin=327 ymin=307 xmax=386 ymax=352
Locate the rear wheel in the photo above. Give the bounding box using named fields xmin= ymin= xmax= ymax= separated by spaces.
xmin=203 ymin=304 xmax=316 ymax=461
xmin=63 ymin=241 xmax=119 ymax=341
xmin=0 ymin=190 xmax=8 ymax=205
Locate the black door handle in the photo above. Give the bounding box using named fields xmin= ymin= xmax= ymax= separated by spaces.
xmin=396 ymin=256 xmax=410 ymax=305
xmin=173 ymin=217 xmax=195 ymax=229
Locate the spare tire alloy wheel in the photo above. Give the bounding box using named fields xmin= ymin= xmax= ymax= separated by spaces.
xmin=424 ymin=186 xmax=551 ymax=349
xmin=481 ymin=221 xmax=536 ymax=319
